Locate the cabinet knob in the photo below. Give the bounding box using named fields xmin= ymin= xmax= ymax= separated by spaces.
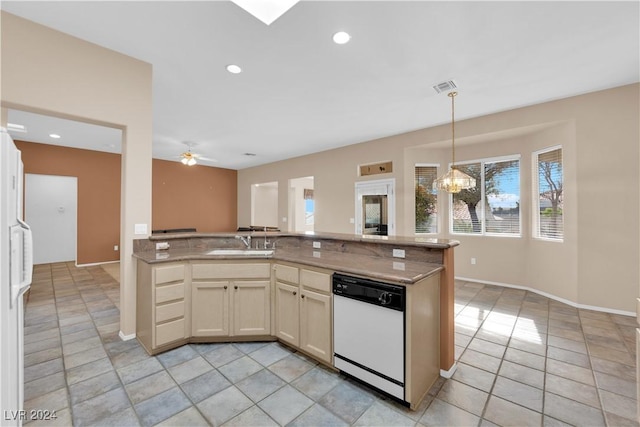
xmin=293 ymin=291 xmax=297 ymax=296
xmin=234 ymin=285 xmax=238 ymax=290
xmin=224 ymin=285 xmax=227 ymax=290
xmin=301 ymin=294 xmax=305 ymax=299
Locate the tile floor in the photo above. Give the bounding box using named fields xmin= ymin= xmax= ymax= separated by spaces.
xmin=21 ymin=262 xmax=638 ymax=426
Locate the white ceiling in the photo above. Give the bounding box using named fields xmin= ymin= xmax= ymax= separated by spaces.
xmin=2 ymin=1 xmax=639 ymax=170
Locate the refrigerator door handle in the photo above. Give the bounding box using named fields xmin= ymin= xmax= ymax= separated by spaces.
xmin=10 ymin=219 xmax=33 ymax=307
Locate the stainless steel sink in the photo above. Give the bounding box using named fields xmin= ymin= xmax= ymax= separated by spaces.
xmin=206 ymin=249 xmax=274 ymax=257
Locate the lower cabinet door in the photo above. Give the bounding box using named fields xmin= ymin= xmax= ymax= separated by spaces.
xmin=233 ymin=280 xmax=271 ymax=336
xmin=275 ymin=281 xmax=300 ymax=347
xmin=300 ymin=289 xmax=332 ymax=363
xmin=192 ymin=281 xmax=230 ymax=336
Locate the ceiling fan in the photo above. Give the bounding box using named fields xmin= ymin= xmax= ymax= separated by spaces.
xmin=178 ymin=142 xmax=216 ymax=166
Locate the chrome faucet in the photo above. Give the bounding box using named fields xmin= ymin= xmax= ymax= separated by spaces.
xmin=235 ymin=234 xmax=251 ymax=249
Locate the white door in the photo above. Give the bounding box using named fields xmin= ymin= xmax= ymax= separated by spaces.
xmin=355 ymin=178 xmax=395 ymax=235
xmin=25 ymin=174 xmax=77 ymax=264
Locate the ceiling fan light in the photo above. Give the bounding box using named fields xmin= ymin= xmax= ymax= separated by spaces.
xmin=187 ymin=157 xmax=197 ymax=166
xmin=181 ymin=157 xmax=188 ymax=165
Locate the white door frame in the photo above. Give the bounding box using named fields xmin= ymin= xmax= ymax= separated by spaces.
xmin=355 ymin=178 xmax=395 ymax=235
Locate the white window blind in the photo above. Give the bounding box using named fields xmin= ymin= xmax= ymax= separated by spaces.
xmin=485 ymin=159 xmax=520 ymax=235
xmin=415 ymin=165 xmax=438 ymax=233
xmin=452 ymin=163 xmax=482 ymax=234
xmin=534 ymin=147 xmax=563 ymax=240
xmin=451 ymin=157 xmax=520 ymax=236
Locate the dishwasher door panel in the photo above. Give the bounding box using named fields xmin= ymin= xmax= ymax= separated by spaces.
xmin=333 ymin=294 xmax=404 ymax=382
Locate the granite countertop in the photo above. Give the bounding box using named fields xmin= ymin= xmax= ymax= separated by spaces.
xmin=134 ymin=247 xmax=443 ymax=284
xmin=148 ymin=230 xmax=459 ymax=250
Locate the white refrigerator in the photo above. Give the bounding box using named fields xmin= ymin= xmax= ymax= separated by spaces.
xmin=0 ymin=128 xmax=33 ymax=426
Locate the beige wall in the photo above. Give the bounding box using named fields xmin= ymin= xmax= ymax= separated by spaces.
xmin=1 ymin=11 xmax=153 ymax=337
xmin=239 ymin=84 xmax=639 ymax=313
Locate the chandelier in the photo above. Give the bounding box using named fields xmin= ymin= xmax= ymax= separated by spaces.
xmin=433 ymin=92 xmax=476 ymax=193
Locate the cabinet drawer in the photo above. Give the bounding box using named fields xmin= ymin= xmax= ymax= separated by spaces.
xmin=274 ymin=264 xmax=299 ymax=284
xmin=154 ymin=264 xmax=185 ymax=285
xmin=156 ymin=301 xmax=184 ymax=323
xmin=300 ymin=269 xmax=331 ymax=293
xmin=155 ymin=318 xmax=185 ymax=346
xmin=193 ymin=263 xmax=270 ymax=279
xmin=156 ymin=283 xmax=184 ymax=304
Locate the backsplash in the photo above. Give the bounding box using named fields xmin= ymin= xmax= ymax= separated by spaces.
xmin=134 ymin=232 xmax=445 ymax=265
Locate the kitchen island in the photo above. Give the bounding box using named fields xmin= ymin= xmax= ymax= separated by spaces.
xmin=133 ymin=231 xmax=458 ymax=409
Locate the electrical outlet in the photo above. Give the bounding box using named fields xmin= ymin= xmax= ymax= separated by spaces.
xmin=114 ymin=245 xmax=119 ymax=251
xmin=313 ymin=241 xmax=321 ymax=249
xmin=471 ymin=258 xmax=477 ymax=265
xmin=392 ymin=249 xmax=405 ymax=258
xmin=393 ymin=261 xmax=405 ymax=271
xmin=156 ymin=242 xmax=170 ymax=251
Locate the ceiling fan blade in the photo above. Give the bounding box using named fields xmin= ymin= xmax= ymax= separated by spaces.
xmin=192 ymin=153 xmax=217 ymax=162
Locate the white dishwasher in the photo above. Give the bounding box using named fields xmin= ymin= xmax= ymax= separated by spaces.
xmin=332 ymin=273 xmax=406 ymax=402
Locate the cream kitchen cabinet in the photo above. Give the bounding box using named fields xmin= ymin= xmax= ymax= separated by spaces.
xmin=273 ymin=263 xmax=332 ymax=364
xmin=136 ymin=261 xmax=190 ymax=354
xmin=191 ymin=262 xmax=271 ymax=338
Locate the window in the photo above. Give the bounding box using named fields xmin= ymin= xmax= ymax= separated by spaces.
xmin=415 ymin=165 xmax=438 ymax=233
xmin=533 ymin=147 xmax=563 ymax=240
xmin=451 ymin=156 xmax=521 ymax=236
xmin=304 ymin=189 xmax=314 ymax=226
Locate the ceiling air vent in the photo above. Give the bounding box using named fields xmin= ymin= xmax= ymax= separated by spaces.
xmin=432 ymin=80 xmax=457 ymax=94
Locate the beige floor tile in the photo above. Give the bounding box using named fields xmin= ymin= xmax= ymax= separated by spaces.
xmin=24 ymin=263 xmax=636 ymax=427
xmin=483 ymin=396 xmax=542 ymax=427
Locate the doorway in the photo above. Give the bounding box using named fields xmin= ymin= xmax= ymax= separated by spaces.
xmin=355 ymin=178 xmax=395 ymax=236
xmin=288 ymin=176 xmax=314 ymax=233
xmin=25 ymin=174 xmax=78 ymax=264
xmin=251 ymin=181 xmax=279 ymax=228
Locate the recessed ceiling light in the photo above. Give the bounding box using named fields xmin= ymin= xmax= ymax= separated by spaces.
xmin=332 ymin=31 xmax=351 ymax=45
xmin=226 ymin=64 xmax=242 ymax=74
xmin=244 ymin=152 xmax=257 ymax=156
xmin=49 ymin=133 xmax=61 ymax=139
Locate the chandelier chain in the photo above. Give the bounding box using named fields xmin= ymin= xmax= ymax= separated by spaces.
xmin=449 ymin=91 xmax=457 ymax=169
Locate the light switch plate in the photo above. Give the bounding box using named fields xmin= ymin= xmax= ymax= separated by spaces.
xmin=313 ymin=241 xmax=321 ymax=249
xmin=134 ymin=223 xmax=148 ymax=235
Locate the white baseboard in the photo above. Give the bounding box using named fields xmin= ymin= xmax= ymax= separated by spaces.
xmin=119 ymin=331 xmax=136 ymax=341
xmin=440 ymin=362 xmax=457 ymax=379
xmin=456 ymin=276 xmax=636 ymax=317
xmin=76 ymin=260 xmax=120 ymax=268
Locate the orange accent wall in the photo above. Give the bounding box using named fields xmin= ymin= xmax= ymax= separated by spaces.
xmin=152 ymin=159 xmax=237 ymax=232
xmin=16 ymin=140 xmax=121 ymax=265
xmin=16 ymin=141 xmax=238 ymax=265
